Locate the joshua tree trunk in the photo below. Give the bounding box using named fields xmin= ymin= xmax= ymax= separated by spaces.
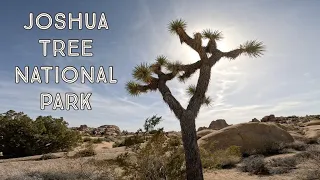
xmin=180 ymin=112 xmax=203 ymax=180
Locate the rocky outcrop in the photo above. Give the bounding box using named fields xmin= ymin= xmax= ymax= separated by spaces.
xmin=78 ymin=125 xmax=88 ymax=131
xmin=197 ymin=126 xmax=207 ymax=131
xmin=209 ymin=119 xmax=229 ymax=130
xmin=99 ymin=125 xmax=121 ymax=136
xmin=261 ymin=114 xmax=276 ymax=122
xmin=198 ymin=122 xmax=294 ymax=155
xmin=251 ymin=118 xmax=260 ymax=122
xmin=259 ymin=114 xmax=320 ymax=124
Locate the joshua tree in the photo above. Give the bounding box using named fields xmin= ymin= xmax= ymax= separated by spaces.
xmin=126 ymin=19 xmax=265 ymax=180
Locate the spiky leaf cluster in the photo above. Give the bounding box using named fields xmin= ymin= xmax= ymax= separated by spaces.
xmin=168 ymin=19 xmax=187 ymax=34
xmin=240 ymin=40 xmax=265 ymax=58
xmin=156 ymin=55 xmax=168 ymax=66
xmin=132 ymin=63 xmax=152 ymax=83
xmin=165 ymin=61 xmax=182 ymax=75
xmin=203 ymin=96 xmax=212 ymax=106
xmin=125 ymin=81 xmax=141 ymax=96
xmin=202 ymin=29 xmax=223 ymax=41
xmin=186 ymin=85 xmax=196 ymax=96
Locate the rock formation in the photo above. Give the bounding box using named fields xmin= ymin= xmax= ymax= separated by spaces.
xmin=198 ymin=122 xmax=294 ymax=155
xmin=251 ymin=118 xmax=260 ymax=122
xmin=208 ymin=119 xmax=229 ymax=130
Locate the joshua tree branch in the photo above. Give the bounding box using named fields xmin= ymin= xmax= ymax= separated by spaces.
xmin=222 ymin=49 xmax=244 ymax=60
xmin=186 ymin=62 xmax=212 ymax=117
xmin=157 ymin=76 xmax=185 ymax=119
xmin=176 ymin=28 xmax=205 ymax=56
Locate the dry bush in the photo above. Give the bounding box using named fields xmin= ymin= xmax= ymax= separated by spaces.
xmin=92 ymin=138 xmax=104 ymax=144
xmin=294 ymin=145 xmax=320 ymax=180
xmin=111 ymin=131 xmax=186 ymax=180
xmin=239 ymin=155 xmax=269 ymax=175
xmin=284 ymin=141 xmax=308 ymax=151
xmin=38 ymin=153 xmax=59 ymax=160
xmin=200 ymin=145 xmax=242 ymax=169
xmin=112 ymin=135 xmax=144 ymax=148
xmin=73 ymin=143 xmax=96 ymax=158
xmin=83 ymin=137 xmax=92 ymax=142
xmin=267 ymin=156 xmax=297 ymax=175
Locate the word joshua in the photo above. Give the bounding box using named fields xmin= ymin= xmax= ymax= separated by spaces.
xmin=15 ymin=66 xmax=117 ymax=84
xmin=24 ymin=12 xmax=109 ymax=30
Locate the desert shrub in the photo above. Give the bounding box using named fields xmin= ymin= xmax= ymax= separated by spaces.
xmin=239 ymin=155 xmax=269 ymax=175
xmin=263 ymin=142 xmax=286 ymax=155
xmin=295 ymin=146 xmax=320 ymax=180
xmin=113 ymin=131 xmax=186 ymax=180
xmin=83 ymin=137 xmax=92 ymax=142
xmin=267 ymin=156 xmax=297 ymax=174
xmin=200 ymin=145 xmax=242 ymax=169
xmin=104 ymin=136 xmax=117 ymax=142
xmin=38 ymin=153 xmax=59 ymax=160
xmin=284 ymin=141 xmax=308 ymax=151
xmin=112 ymin=135 xmax=145 ymax=148
xmin=92 ymin=138 xmax=104 ymax=144
xmin=73 ymin=143 xmax=96 ymax=158
xmin=0 ymin=110 xmax=81 ymax=158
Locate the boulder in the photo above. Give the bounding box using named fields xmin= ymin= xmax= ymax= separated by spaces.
xmin=101 ymin=125 xmax=121 ymax=136
xmin=209 ymin=119 xmax=229 ymax=130
xmin=261 ymin=114 xmax=276 ymax=122
xmin=197 ymin=129 xmax=216 ymax=139
xmin=197 ymin=126 xmax=207 ymax=131
xmin=251 ymin=118 xmax=260 ymax=122
xmin=198 ymin=122 xmax=294 ymax=155
xmin=78 ymin=124 xmax=88 ymax=131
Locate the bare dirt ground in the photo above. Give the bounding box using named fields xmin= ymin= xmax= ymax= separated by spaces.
xmin=0 ymin=142 xmax=298 ymax=180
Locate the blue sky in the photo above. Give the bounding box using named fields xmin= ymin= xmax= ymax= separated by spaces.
xmin=0 ymin=0 xmax=319 ymax=132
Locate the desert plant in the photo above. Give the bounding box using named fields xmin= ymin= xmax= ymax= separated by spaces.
xmin=113 ymin=131 xmax=186 ymax=180
xmin=83 ymin=137 xmax=92 ymax=142
xmin=92 ymin=138 xmax=104 ymax=144
xmin=0 ymin=110 xmax=81 ymax=158
xmin=73 ymin=143 xmax=96 ymax=158
xmin=239 ymin=155 xmax=269 ymax=175
xmin=200 ymin=145 xmax=242 ymax=169
xmin=112 ymin=134 xmax=145 ymax=148
xmin=126 ymin=19 xmax=265 ymax=180
xmin=295 ymin=145 xmax=320 ymax=179
xmin=267 ymin=156 xmax=297 ymax=174
xmin=38 ymin=153 xmax=59 ymax=160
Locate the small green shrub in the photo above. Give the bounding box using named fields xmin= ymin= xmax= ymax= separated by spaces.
xmin=92 ymin=138 xmax=104 ymax=144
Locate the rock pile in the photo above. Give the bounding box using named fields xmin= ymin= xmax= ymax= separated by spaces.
xmin=209 ymin=119 xmax=229 ymax=130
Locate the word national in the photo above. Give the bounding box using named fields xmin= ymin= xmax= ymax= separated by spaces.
xmin=24 ymin=12 xmax=109 ymax=30
xmin=15 ymin=66 xmax=117 ymax=84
